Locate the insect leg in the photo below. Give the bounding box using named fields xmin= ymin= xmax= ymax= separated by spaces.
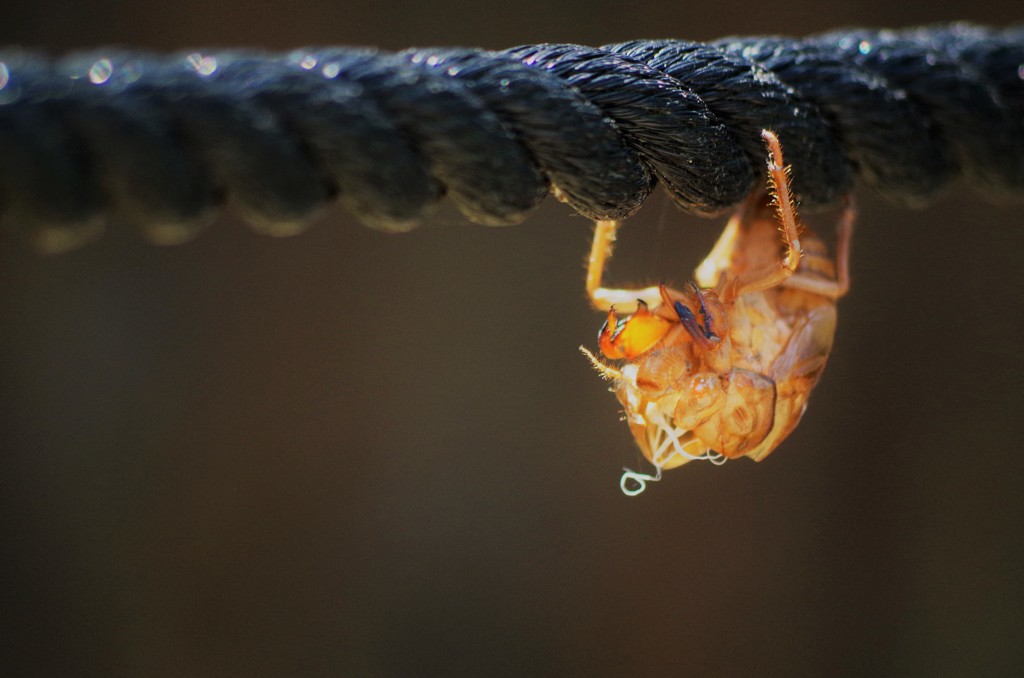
xmin=729 ymin=130 xmax=804 ymax=298
xmin=586 ymin=220 xmax=688 ymax=312
xmin=688 ymin=282 xmax=718 ymax=339
xmin=669 ymin=282 xmax=721 ymax=348
xmin=671 ymin=302 xmax=706 ymax=341
xmin=694 ymin=205 xmax=743 ymax=289
xmin=780 ymin=196 xmax=855 ymax=299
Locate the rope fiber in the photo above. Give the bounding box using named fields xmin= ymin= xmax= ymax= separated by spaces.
xmin=0 ymin=23 xmax=1022 ymax=252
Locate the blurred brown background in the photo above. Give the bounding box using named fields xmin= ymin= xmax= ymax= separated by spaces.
xmin=2 ymin=1 xmax=1023 ymax=676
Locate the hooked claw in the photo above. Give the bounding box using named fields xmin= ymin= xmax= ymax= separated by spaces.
xmin=664 ymin=282 xmax=720 ymax=348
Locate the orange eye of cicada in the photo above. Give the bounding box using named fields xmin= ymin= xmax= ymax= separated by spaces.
xmin=598 ymin=300 xmax=672 ymax=360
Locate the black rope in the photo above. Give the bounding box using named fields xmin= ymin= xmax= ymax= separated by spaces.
xmin=0 ymin=23 xmax=1021 ymax=251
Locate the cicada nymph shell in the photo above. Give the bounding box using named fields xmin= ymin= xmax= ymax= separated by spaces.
xmin=582 ymin=130 xmax=853 ymax=495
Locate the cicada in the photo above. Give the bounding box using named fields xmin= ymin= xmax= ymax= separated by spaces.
xmin=582 ymin=130 xmax=853 ymax=495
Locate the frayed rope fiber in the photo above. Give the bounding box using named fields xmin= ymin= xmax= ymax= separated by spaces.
xmin=0 ymin=23 xmax=1022 ymax=251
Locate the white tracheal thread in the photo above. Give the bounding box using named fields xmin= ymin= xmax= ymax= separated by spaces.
xmin=619 ymin=402 xmax=726 ymax=496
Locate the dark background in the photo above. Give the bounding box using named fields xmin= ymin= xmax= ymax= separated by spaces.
xmin=2 ymin=2 xmax=1023 ymax=676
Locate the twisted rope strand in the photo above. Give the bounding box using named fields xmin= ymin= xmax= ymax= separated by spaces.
xmin=0 ymin=23 xmax=1021 ymax=252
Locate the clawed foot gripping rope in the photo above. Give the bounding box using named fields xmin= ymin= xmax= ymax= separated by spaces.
xmin=0 ymin=23 xmax=1022 ymax=251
